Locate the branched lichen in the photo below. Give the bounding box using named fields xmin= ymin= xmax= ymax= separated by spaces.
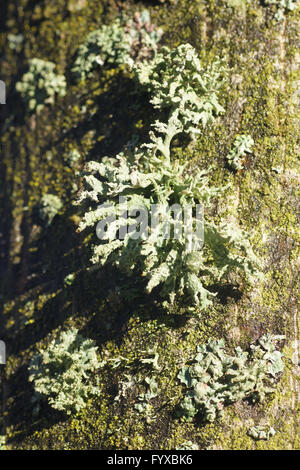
xmin=134 ymin=44 xmax=226 ymax=131
xmin=76 ymin=44 xmax=260 ymax=312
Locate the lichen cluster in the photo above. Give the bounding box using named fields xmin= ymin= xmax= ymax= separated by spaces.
xmin=28 ymin=328 xmax=102 ymax=415
xmin=178 ymin=335 xmax=285 ymax=422
xmin=35 ymin=194 xmax=63 ymax=227
xmin=71 ymin=10 xmax=162 ymax=82
xmin=16 ymin=58 xmax=66 ymax=113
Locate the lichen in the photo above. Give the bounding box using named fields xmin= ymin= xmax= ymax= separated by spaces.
xmin=1 ymin=0 xmax=299 ymax=451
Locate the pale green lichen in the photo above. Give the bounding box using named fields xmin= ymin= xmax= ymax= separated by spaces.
xmin=36 ymin=194 xmax=63 ymax=227
xmin=226 ymin=134 xmax=254 ymax=170
xmin=64 ymin=149 xmax=81 ymax=167
xmin=76 ymin=44 xmax=260 ymax=312
xmin=134 ymin=43 xmax=226 ymax=131
xmin=28 ymin=328 xmax=102 ymax=415
xmin=247 ymin=425 xmax=276 ymax=441
xmin=71 ymin=10 xmax=162 ymax=82
xmin=71 ymin=20 xmax=131 ymax=82
xmin=16 ymin=58 xmax=66 ymax=113
xmin=134 ymin=376 xmax=159 ymax=420
xmin=178 ymin=335 xmax=285 ymax=422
